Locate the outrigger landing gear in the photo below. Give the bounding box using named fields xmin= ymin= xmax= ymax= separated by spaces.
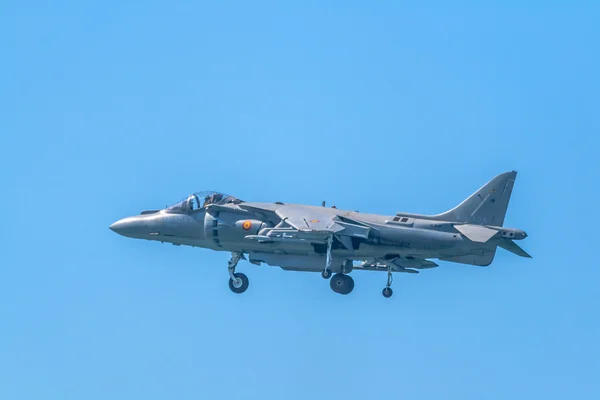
xmin=227 ymin=252 xmax=249 ymax=294
xmin=382 ymin=266 xmax=393 ymax=298
xmin=321 ymin=269 xmax=332 ymax=279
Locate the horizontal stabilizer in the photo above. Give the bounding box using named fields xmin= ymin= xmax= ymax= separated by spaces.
xmin=454 ymin=224 xmax=498 ymax=243
xmin=499 ymin=239 xmax=532 ymax=258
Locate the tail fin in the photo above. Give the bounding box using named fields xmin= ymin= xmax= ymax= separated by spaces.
xmin=435 ymin=171 xmax=517 ymax=226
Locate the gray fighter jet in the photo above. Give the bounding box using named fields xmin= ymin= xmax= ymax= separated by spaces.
xmin=110 ymin=171 xmax=530 ymax=297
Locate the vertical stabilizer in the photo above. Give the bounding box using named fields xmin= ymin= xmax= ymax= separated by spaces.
xmin=436 ymin=171 xmax=517 ymax=226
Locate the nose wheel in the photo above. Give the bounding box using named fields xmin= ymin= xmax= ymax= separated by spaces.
xmin=227 ymin=252 xmax=249 ymax=294
xmin=229 ymin=272 xmax=249 ymax=294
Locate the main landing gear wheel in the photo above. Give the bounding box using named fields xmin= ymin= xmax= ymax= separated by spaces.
xmin=321 ymin=269 xmax=332 ymax=279
xmin=229 ymin=272 xmax=249 ymax=294
xmin=330 ymin=273 xmax=354 ymax=295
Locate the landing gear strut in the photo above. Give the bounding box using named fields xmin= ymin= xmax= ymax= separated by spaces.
xmin=382 ymin=266 xmax=393 ymax=298
xmin=322 ymin=235 xmax=333 ymax=279
xmin=227 ymin=252 xmax=249 ymax=294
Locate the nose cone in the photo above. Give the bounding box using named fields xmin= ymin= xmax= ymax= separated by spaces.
xmin=109 ymin=216 xmax=147 ymax=238
xmin=109 ymin=219 xmax=126 ymax=234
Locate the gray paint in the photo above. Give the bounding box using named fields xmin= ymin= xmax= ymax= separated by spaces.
xmin=110 ymin=171 xmax=530 ymax=295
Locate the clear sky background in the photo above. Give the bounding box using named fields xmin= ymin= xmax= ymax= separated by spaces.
xmin=1 ymin=1 xmax=599 ymax=399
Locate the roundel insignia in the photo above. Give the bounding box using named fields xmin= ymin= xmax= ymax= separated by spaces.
xmin=242 ymin=221 xmax=252 ymax=230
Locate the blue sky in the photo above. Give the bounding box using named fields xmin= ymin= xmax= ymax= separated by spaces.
xmin=1 ymin=1 xmax=599 ymax=399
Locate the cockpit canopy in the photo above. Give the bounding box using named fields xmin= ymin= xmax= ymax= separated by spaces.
xmin=166 ymin=191 xmax=243 ymax=213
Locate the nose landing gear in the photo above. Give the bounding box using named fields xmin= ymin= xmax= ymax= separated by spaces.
xmin=227 ymin=252 xmax=249 ymax=294
xmin=229 ymin=272 xmax=249 ymax=293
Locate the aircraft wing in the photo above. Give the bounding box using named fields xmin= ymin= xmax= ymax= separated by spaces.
xmin=276 ymin=206 xmax=371 ymax=242
xmin=245 ymin=205 xmax=372 ymax=249
xmin=275 ymin=206 xmax=341 ymax=230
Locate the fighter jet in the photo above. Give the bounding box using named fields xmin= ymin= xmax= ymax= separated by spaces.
xmin=110 ymin=171 xmax=530 ymax=297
